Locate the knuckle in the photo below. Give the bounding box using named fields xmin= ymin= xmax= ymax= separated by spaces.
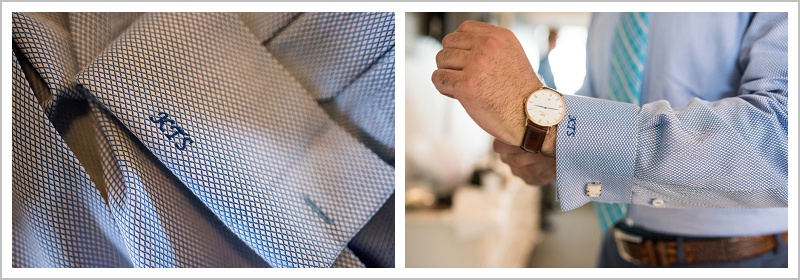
xmin=458 ymin=20 xmax=475 ymax=30
xmin=475 ymin=54 xmax=490 ymax=66
xmin=435 ymin=50 xmax=446 ymax=63
xmin=431 ymin=70 xmax=443 ymax=85
xmin=443 ymin=32 xmax=466 ymax=47
xmin=442 ymin=32 xmax=456 ymax=44
xmin=431 ymin=71 xmax=455 ymax=98
xmin=483 ymin=35 xmax=503 ymax=49
xmin=433 ymin=70 xmax=445 ymax=83
xmin=443 ymin=49 xmax=457 ymax=62
xmin=433 ymin=70 xmax=458 ymax=89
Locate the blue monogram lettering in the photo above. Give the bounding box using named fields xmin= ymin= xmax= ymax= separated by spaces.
xmin=176 ymin=138 xmax=194 ymax=151
xmin=149 ymin=112 xmax=194 ymax=150
xmin=566 ymin=114 xmax=577 ymax=137
xmin=149 ymin=112 xmax=175 ymax=132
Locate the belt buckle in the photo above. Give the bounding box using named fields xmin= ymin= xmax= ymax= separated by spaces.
xmin=613 ymin=228 xmax=644 ymax=266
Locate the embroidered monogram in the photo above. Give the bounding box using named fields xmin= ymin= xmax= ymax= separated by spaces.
xmin=149 ymin=112 xmax=194 ymax=150
xmin=566 ymin=114 xmax=577 ymax=137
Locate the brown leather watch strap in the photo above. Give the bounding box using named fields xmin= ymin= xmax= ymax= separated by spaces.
xmin=520 ymin=121 xmax=547 ymax=153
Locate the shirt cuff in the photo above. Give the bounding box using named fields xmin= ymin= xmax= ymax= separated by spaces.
xmin=555 ymin=95 xmax=639 ymax=211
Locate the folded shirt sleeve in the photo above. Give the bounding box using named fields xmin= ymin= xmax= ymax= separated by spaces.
xmin=554 ymin=13 xmax=788 ymax=211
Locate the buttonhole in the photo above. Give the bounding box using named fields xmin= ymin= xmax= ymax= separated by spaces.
xmin=304 ymin=194 xmax=334 ymax=225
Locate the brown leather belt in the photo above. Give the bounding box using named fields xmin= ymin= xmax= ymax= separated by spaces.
xmin=613 ymin=228 xmax=788 ymax=267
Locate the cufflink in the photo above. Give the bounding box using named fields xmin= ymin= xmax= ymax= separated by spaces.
xmin=650 ymin=198 xmax=665 ymax=207
xmin=585 ymin=182 xmax=602 ymax=197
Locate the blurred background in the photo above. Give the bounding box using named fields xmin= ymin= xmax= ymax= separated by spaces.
xmin=405 ymin=12 xmax=601 ymax=268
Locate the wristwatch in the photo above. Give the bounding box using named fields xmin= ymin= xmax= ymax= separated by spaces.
xmin=520 ymin=86 xmax=565 ymax=155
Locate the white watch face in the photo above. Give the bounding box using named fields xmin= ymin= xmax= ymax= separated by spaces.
xmin=525 ymin=88 xmax=566 ymax=126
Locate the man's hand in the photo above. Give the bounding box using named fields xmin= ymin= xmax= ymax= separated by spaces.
xmin=432 ymin=20 xmax=543 ymax=146
xmin=493 ymin=138 xmax=556 ymax=186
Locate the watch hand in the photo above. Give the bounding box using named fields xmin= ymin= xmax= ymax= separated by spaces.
xmin=535 ymin=105 xmax=558 ymax=110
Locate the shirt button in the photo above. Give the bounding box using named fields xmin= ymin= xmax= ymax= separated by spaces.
xmin=585 ymin=182 xmax=602 ymax=197
xmin=624 ymin=218 xmax=634 ymax=227
xmin=651 ymin=198 xmax=665 ymax=207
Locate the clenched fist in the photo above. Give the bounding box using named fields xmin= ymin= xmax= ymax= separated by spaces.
xmin=432 ymin=20 xmax=543 ymax=146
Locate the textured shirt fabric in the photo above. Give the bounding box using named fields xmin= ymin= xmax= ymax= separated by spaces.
xmin=12 ymin=12 xmax=395 ymax=268
xmin=555 ymin=12 xmax=788 ymax=236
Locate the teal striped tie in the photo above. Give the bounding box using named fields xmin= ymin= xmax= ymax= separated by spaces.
xmin=594 ymin=12 xmax=650 ymax=232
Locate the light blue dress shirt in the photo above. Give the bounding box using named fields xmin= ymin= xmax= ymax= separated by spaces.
xmin=556 ymin=12 xmax=788 ymax=236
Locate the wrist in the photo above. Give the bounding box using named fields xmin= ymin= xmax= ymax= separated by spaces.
xmin=508 ymin=123 xmax=526 ymax=146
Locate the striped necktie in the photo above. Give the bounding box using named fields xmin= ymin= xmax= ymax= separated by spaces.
xmin=594 ymin=12 xmax=651 ymax=232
